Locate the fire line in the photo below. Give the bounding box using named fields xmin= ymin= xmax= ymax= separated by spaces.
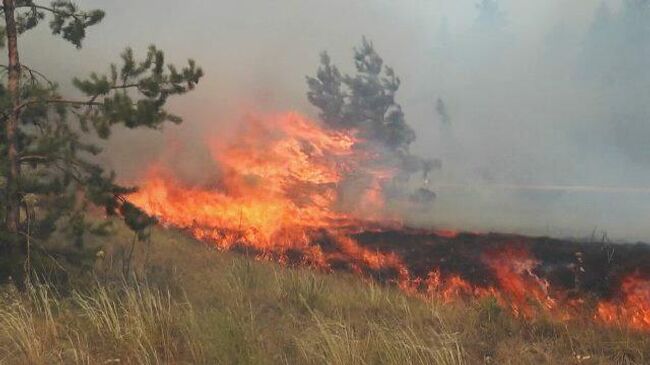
xmin=128 ymin=112 xmax=650 ymax=332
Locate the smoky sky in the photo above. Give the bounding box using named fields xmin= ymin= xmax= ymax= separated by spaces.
xmin=19 ymin=0 xmax=650 ymax=241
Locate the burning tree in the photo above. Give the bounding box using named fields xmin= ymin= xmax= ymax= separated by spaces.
xmin=0 ymin=0 xmax=202 ymax=282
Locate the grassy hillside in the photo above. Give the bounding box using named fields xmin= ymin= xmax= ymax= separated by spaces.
xmin=0 ymin=225 xmax=648 ymax=365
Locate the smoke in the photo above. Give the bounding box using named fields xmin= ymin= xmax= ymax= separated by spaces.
xmin=406 ymin=0 xmax=650 ymax=241
xmin=18 ymin=0 xmax=650 ymax=241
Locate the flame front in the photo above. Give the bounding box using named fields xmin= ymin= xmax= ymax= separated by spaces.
xmin=128 ymin=112 xmax=402 ymax=271
xmin=596 ymin=273 xmax=650 ymax=331
xmin=127 ymin=111 xmax=649 ymax=331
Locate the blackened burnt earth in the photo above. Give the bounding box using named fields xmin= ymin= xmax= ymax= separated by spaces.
xmin=352 ymin=230 xmax=650 ymax=300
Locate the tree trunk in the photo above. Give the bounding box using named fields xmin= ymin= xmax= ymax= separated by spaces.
xmin=3 ymin=0 xmax=21 ymax=235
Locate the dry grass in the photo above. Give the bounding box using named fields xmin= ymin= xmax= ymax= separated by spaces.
xmin=0 ymin=224 xmax=648 ymax=364
xmin=0 ymin=279 xmax=202 ymax=365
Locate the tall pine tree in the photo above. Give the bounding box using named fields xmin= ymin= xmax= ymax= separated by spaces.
xmin=0 ymin=0 xmax=202 ymax=280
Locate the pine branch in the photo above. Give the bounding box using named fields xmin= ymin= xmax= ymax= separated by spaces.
xmin=0 ymin=97 xmax=101 ymax=125
xmin=39 ymin=98 xmax=103 ymax=106
xmin=21 ymin=64 xmax=54 ymax=86
xmin=0 ymin=2 xmax=86 ymax=23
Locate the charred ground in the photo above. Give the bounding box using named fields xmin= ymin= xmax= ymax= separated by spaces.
xmin=352 ymin=229 xmax=650 ymax=300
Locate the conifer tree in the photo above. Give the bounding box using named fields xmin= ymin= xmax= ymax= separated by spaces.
xmin=307 ymin=37 xmax=415 ymax=153
xmin=581 ymin=1 xmax=650 ymax=82
xmin=436 ymin=98 xmax=450 ymax=125
xmin=306 ymin=52 xmax=345 ymax=127
xmin=581 ymin=3 xmax=614 ymax=80
xmin=0 ymin=0 xmax=202 ymax=278
xmin=475 ymin=0 xmax=506 ymax=31
xmin=307 ymin=38 xmax=438 ymax=199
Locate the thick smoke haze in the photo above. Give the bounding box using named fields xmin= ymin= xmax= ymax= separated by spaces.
xmin=20 ymin=0 xmax=650 ymax=241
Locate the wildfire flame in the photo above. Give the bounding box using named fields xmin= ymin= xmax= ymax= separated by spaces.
xmin=128 ymin=112 xmax=403 ymax=271
xmin=596 ymin=272 xmax=650 ymax=331
xmin=128 ymin=112 xmax=650 ymax=331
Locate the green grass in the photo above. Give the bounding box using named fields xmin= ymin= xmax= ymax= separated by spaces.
xmin=0 ymin=224 xmax=648 ymax=364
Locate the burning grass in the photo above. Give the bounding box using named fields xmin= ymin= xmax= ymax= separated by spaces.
xmin=126 ymin=111 xmax=650 ymax=333
xmin=0 ymin=224 xmax=648 ymax=364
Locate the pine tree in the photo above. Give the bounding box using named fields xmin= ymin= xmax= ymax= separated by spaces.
xmin=307 ymin=38 xmax=439 ymax=199
xmin=581 ymin=2 xmax=614 ymax=80
xmin=436 ymin=98 xmax=450 ymax=125
xmin=475 ymin=0 xmax=506 ymax=32
xmin=620 ymin=0 xmax=650 ymax=53
xmin=0 ymin=0 xmax=203 ymax=279
xmin=306 ymin=52 xmax=345 ymax=127
xmin=581 ymin=1 xmax=650 ymax=82
xmin=590 ymin=2 xmax=613 ymax=37
xmin=435 ymin=17 xmax=452 ymax=62
xmin=307 ymin=37 xmax=415 ymax=153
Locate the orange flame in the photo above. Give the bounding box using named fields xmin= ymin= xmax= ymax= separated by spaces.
xmin=127 ymin=111 xmax=649 ymax=331
xmin=130 ymin=113 xmax=367 ymax=243
xmin=596 ymin=273 xmax=650 ymax=330
xmin=128 ymin=112 xmax=403 ymax=271
xmin=483 ymin=246 xmax=558 ymax=318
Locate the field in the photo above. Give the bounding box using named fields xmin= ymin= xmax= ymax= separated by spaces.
xmin=0 ymin=224 xmax=648 ymax=365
